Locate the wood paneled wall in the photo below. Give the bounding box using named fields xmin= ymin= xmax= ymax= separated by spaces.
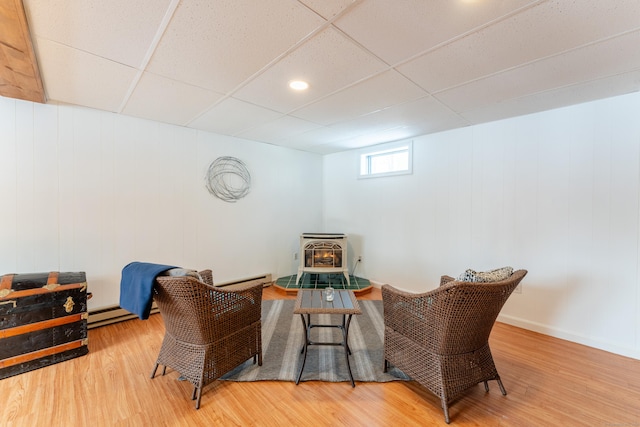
xmin=0 ymin=0 xmax=45 ymax=103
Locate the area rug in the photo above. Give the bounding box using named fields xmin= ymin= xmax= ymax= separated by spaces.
xmin=221 ymin=299 xmax=409 ymax=383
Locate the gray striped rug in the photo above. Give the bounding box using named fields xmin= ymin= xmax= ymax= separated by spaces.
xmin=221 ymin=299 xmax=409 ymax=383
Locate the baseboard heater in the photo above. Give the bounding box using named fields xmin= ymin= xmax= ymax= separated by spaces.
xmin=216 ymin=273 xmax=273 ymax=288
xmin=87 ymin=273 xmax=273 ymax=329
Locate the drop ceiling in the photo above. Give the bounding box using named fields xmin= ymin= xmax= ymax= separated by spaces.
xmin=13 ymin=0 xmax=640 ymax=154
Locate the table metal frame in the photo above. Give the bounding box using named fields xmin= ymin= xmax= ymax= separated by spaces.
xmin=293 ymin=289 xmax=361 ymax=387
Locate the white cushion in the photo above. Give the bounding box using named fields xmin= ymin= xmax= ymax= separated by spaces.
xmin=162 ymin=268 xmax=203 ymax=281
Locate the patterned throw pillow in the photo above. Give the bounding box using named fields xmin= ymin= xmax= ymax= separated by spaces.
xmin=457 ymin=266 xmax=514 ymax=283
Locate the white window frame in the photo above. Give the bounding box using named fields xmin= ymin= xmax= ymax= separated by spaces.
xmin=358 ymin=140 xmax=413 ymax=179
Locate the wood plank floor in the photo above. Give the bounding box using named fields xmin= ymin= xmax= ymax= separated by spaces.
xmin=2 ymin=286 xmax=639 ymax=426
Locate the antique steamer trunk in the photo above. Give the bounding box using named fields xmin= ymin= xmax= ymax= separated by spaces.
xmin=0 ymin=272 xmax=89 ymax=379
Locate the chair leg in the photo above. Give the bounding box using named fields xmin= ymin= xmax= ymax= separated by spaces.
xmin=150 ymin=363 xmax=159 ymax=379
xmin=442 ymin=399 xmax=450 ymax=424
xmin=191 ymin=386 xmax=197 ymax=401
xmin=195 ymin=380 xmax=204 ymax=409
xmin=258 ymin=350 xmax=263 ymax=367
xmin=484 ymin=381 xmax=490 ymax=392
xmin=383 ymin=359 xmax=388 ymax=373
xmin=496 ymin=376 xmax=507 ymax=395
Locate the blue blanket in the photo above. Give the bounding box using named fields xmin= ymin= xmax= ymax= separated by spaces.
xmin=119 ymin=262 xmax=177 ymax=320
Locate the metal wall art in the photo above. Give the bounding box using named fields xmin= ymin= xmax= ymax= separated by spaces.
xmin=205 ymin=156 xmax=251 ymax=202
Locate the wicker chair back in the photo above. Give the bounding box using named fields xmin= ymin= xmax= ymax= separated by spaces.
xmin=150 ymin=270 xmax=262 ymax=409
xmin=382 ymin=269 xmax=527 ymax=423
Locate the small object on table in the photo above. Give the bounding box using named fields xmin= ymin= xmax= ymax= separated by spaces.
xmin=325 ymin=286 xmax=334 ymax=301
xmin=293 ymin=289 xmax=361 ymax=387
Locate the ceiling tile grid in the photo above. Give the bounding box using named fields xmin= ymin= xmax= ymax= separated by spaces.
xmin=332 ymin=0 xmax=541 ymax=65
xmin=233 ymin=26 xmax=388 ymax=113
xmin=298 ymin=0 xmax=356 ymax=20
xmin=34 ymin=38 xmax=138 ymax=112
xmin=145 ymin=0 xmax=325 ymax=93
xmin=459 ymin=70 xmax=640 ymax=125
xmin=122 ymin=71 xmax=225 ymax=125
xmin=24 ymin=0 xmax=174 ymax=68
xmin=290 ymin=69 xmax=428 ymax=126
xmin=435 ymin=29 xmax=640 ymax=114
xmin=189 ymin=97 xmax=284 ymax=136
xmin=14 ymin=0 xmax=640 ymax=154
xmin=396 ymin=0 xmax=640 ymax=94
xmin=235 ymin=114 xmax=321 ymax=144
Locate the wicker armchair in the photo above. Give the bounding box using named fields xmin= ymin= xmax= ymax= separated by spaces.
xmin=382 ymin=269 xmax=527 ymax=423
xmin=150 ymin=269 xmax=263 ymax=409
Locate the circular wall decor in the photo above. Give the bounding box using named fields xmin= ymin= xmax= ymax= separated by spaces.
xmin=205 ymin=156 xmax=251 ymax=203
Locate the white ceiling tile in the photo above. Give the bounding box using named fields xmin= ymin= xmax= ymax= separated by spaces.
xmin=275 ymin=125 xmax=347 ymax=148
xmin=14 ymin=0 xmax=640 ymax=154
xmin=334 ymin=0 xmax=538 ymax=65
xmin=335 ymin=127 xmax=416 ymax=150
xmin=234 ymin=27 xmax=388 ymax=113
xmin=35 ymin=38 xmax=136 ymax=112
xmin=291 ymin=70 xmax=427 ymax=125
xmin=362 ymin=97 xmax=468 ymax=133
xmin=298 ymin=115 xmax=399 ymax=146
xmin=235 ymin=115 xmax=321 ymax=143
xmin=436 ymin=30 xmax=640 ymax=113
xmin=146 ymin=0 xmax=325 ymax=93
xmin=398 ymin=0 xmax=640 ymax=93
xmin=297 ymin=0 xmax=356 ymax=20
xmin=460 ymin=71 xmax=640 ymax=125
xmin=302 ymin=143 xmax=346 ymax=155
xmin=122 ymin=72 xmax=223 ymax=126
xmin=188 ymin=97 xmax=283 ymax=136
xmin=24 ymin=0 xmax=174 ymax=68
xmin=268 ymin=137 xmax=320 ymax=151
xmin=295 ymin=96 xmax=467 ymax=151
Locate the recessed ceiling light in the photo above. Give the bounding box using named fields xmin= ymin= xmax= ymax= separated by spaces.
xmin=289 ymin=80 xmax=309 ymax=91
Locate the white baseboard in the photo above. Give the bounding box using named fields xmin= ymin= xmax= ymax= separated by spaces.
xmin=216 ymin=273 xmax=273 ymax=288
xmin=368 ymin=279 xmax=384 ymax=288
xmin=498 ymin=314 xmax=640 ymax=360
xmin=365 ymin=282 xmax=640 ymax=360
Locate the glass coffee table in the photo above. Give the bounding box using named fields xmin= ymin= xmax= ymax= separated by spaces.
xmin=293 ymin=289 xmax=362 ymax=387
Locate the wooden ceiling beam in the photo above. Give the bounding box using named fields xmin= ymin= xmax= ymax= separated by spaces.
xmin=0 ymin=0 xmax=45 ymax=103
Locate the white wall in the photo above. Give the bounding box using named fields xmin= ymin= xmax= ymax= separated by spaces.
xmin=0 ymin=97 xmax=323 ymax=310
xmin=323 ymin=92 xmax=640 ymax=359
xmin=3 ymin=91 xmax=640 ymax=360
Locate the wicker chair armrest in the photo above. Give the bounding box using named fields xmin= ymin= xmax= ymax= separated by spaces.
xmin=207 ymin=282 xmax=263 ymax=329
xmin=440 ymin=275 xmax=455 ymax=287
xmin=382 ymin=284 xmax=441 ymax=346
xmin=199 ymin=269 xmax=214 ymax=286
xmin=212 ymin=281 xmax=263 ymax=306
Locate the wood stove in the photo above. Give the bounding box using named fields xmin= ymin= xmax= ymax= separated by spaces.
xmin=296 ymin=233 xmax=350 ymax=286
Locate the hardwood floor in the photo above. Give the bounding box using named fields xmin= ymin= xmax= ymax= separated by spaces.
xmin=2 ymin=285 xmax=639 ymax=426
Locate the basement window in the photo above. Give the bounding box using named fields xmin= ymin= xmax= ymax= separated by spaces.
xmin=359 ymin=141 xmax=412 ymax=178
